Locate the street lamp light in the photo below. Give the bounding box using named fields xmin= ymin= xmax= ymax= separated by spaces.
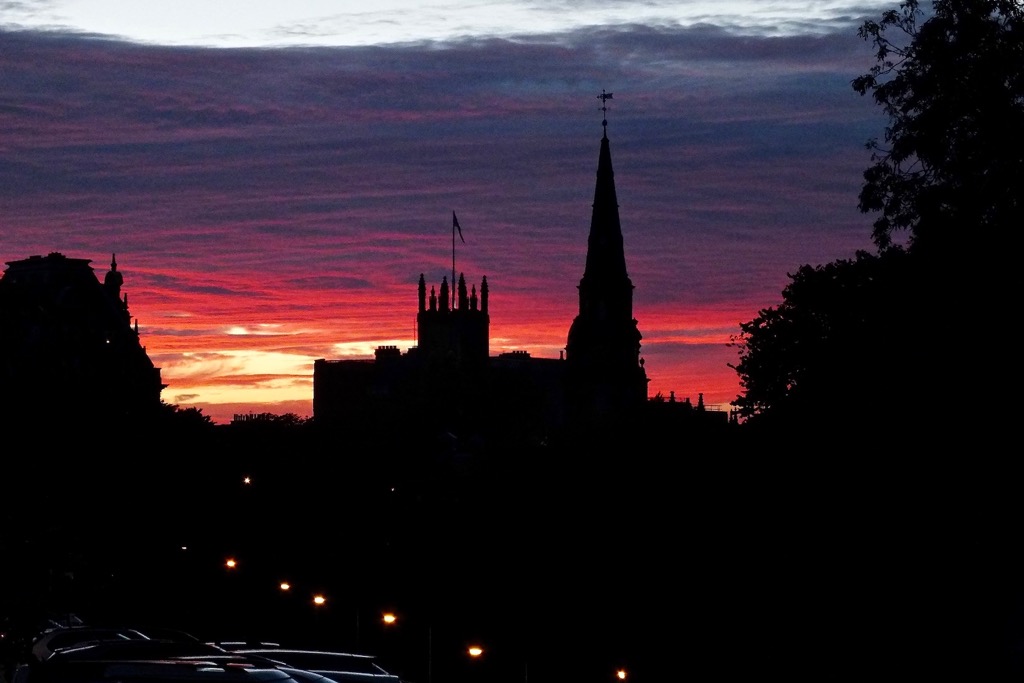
xmin=380 ymin=611 xmax=433 ymax=683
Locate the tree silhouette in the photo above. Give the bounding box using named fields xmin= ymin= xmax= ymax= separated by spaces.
xmin=730 ymin=7 xmax=1022 ymax=673
xmin=730 ymin=0 xmax=1023 ymax=438
xmin=852 ymin=0 xmax=1024 ymax=257
xmin=729 ymin=249 xmax=924 ymax=436
xmin=852 ymin=0 xmax=1019 ymax=423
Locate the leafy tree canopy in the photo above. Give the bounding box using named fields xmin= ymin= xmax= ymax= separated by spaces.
xmin=853 ymin=0 xmax=1024 ymax=257
xmin=729 ymin=249 xmax=924 ymax=428
xmin=729 ymin=0 xmax=1021 ymax=436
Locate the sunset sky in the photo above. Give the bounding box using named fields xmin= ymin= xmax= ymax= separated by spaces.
xmin=1 ymin=1 xmax=894 ymax=424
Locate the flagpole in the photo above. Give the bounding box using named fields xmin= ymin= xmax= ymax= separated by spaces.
xmin=452 ymin=213 xmax=456 ymax=310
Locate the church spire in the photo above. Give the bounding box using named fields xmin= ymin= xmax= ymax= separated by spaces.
xmin=583 ymin=116 xmax=629 ymax=284
xmin=579 ymin=90 xmax=633 ymax=313
xmin=564 ymin=91 xmax=648 ymax=428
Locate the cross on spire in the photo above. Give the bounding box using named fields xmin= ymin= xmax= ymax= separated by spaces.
xmin=597 ymin=89 xmax=613 ymax=133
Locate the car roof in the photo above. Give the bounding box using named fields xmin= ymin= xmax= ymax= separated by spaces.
xmin=25 ymin=658 xmax=303 ymax=683
xmin=218 ymin=651 xmax=374 ymax=661
xmin=32 ymin=629 xmax=149 ymax=661
xmin=43 ymin=640 xmax=231 ymax=662
xmin=32 ymin=628 xmax=204 ymax=662
xmin=206 ymin=644 xmax=282 ymax=652
xmin=215 ymin=650 xmax=399 ymax=681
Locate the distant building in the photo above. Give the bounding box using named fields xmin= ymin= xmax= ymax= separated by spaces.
xmin=313 ymin=120 xmax=727 ymax=445
xmin=565 ymin=123 xmax=649 ymax=429
xmin=314 ymin=270 xmax=567 ymax=443
xmin=0 ymin=252 xmax=164 ymax=426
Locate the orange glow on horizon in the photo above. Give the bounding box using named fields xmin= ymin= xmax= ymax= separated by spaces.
xmin=142 ymin=295 xmax=744 ymax=424
xmin=3 ymin=30 xmax=875 ymax=429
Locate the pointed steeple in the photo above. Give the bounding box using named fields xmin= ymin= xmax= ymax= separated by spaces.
xmin=565 ymin=94 xmax=648 ymax=428
xmin=582 ymin=130 xmax=630 ymax=284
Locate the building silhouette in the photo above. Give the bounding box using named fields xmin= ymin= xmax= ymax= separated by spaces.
xmin=565 ymin=120 xmax=649 ymax=428
xmin=0 ymin=252 xmax=164 ymax=428
xmin=314 ymin=119 xmax=728 ymax=445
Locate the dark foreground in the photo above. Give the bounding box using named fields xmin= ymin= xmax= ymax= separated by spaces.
xmin=3 ymin=423 xmax=1022 ymax=681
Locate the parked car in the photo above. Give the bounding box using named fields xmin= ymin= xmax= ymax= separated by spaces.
xmin=30 ymin=628 xmax=149 ymax=663
xmin=15 ymin=637 xmax=352 ymax=683
xmin=208 ymin=647 xmax=402 ymax=683
xmin=30 ymin=627 xmax=202 ymax=663
xmin=17 ymin=656 xmax=316 ymax=683
xmin=30 ymin=635 xmax=224 ymax=664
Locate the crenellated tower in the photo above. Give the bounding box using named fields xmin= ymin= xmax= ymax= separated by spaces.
xmin=416 ymin=271 xmax=489 ymax=371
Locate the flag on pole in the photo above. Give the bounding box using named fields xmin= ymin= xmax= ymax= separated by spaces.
xmin=453 ymin=211 xmax=465 ymax=243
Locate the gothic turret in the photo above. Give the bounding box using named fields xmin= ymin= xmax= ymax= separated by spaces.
xmin=104 ymin=253 xmax=131 ymax=323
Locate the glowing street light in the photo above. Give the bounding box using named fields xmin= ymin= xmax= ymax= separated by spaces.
xmin=467 ymin=646 xmax=484 ymax=658
xmin=615 ymin=669 xmax=627 ymax=680
xmin=313 ymin=594 xmax=327 ymax=606
xmin=381 ymin=614 xmax=435 ymax=683
xmin=279 ymin=582 xmax=291 ymax=591
xmin=225 ymin=558 xmax=237 ymax=569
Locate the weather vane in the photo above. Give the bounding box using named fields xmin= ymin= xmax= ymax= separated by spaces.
xmin=597 ymin=89 xmax=613 ymax=132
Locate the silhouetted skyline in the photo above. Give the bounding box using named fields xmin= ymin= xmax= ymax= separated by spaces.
xmin=1 ymin=3 xmax=887 ymax=423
